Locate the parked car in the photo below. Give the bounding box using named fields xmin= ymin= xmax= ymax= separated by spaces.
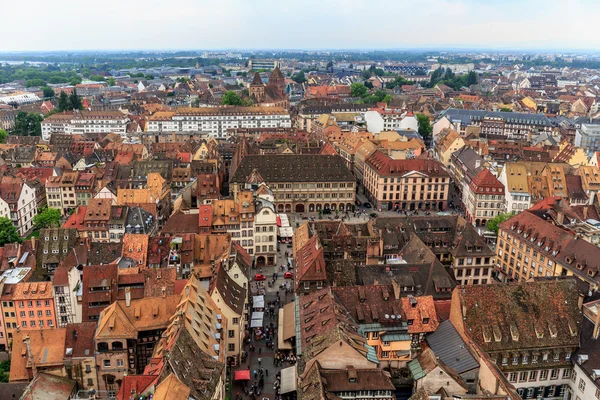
xmin=369 ymin=212 xmax=379 ymax=218
xmin=254 ymin=274 xmax=266 ymax=281
xmin=284 ymin=272 xmax=294 ymax=279
xmin=364 ymin=202 xmax=372 ymax=208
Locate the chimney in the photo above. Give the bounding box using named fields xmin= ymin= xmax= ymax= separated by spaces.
xmin=125 ymin=287 xmax=131 ymax=307
xmin=24 ymin=335 xmax=37 ymax=377
xmin=30 ymin=237 xmax=36 ymax=252
xmin=557 ymin=210 xmax=564 ymax=225
xmin=391 ymin=279 xmax=401 ymax=300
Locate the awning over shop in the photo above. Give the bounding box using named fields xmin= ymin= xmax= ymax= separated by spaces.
xmin=250 ymin=319 xmax=263 ymax=328
xmin=280 ymin=365 xmax=297 ymax=394
xmin=234 ymin=370 xmax=251 ymax=381
xmin=253 ymin=299 xmax=264 ymax=308
xmin=276 ymin=216 xmax=282 ymax=227
xmin=252 ymin=311 xmax=264 ymax=320
xmin=279 ymin=227 xmax=294 ymax=238
xmin=277 ymin=302 xmax=295 ymax=350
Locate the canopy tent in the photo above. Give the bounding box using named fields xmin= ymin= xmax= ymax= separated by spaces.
xmin=250 ymin=319 xmax=263 ymax=328
xmin=253 ymin=299 xmax=265 ymax=309
xmin=234 ymin=370 xmax=251 ymax=381
xmin=277 ymin=302 xmax=295 ymax=350
xmin=280 ymin=365 xmax=297 ymax=394
xmin=279 ymin=227 xmax=294 ymax=238
xmin=252 ymin=311 xmax=264 ymax=320
xmin=253 ymin=295 xmax=264 ymax=303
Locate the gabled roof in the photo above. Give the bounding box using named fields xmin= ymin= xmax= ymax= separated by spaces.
xmin=294 ymin=235 xmax=327 ymax=288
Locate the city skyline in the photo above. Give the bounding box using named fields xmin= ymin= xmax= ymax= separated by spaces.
xmin=4 ymin=0 xmax=599 ymax=52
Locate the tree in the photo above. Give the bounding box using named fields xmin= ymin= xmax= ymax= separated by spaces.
xmin=89 ymin=75 xmax=105 ymax=82
xmin=42 ymin=86 xmax=55 ymax=98
xmin=361 ymin=70 xmax=372 ymax=80
xmin=221 ymin=91 xmax=243 ymax=106
xmin=25 ymin=78 xmax=46 ymax=87
xmin=0 ymin=129 xmax=8 ymax=144
xmin=145 ymin=74 xmax=154 ymax=80
xmin=291 ymin=71 xmax=306 ymax=84
xmin=33 ymin=208 xmax=62 ymax=230
xmin=14 ymin=112 xmax=43 ymax=136
xmin=416 ymin=114 xmax=432 ymax=138
xmin=0 ymin=218 xmax=21 ymax=246
xmin=107 ymin=77 xmax=116 ymax=86
xmin=58 ymin=91 xmax=70 ymax=111
xmin=0 ymin=360 xmax=9 ymax=383
xmin=467 ymin=70 xmax=478 ymax=86
xmin=486 ymin=212 xmax=514 ymax=234
xmin=69 ymin=76 xmax=82 ymax=86
xmin=350 ymin=82 xmax=367 ymax=98
xmin=69 ymin=89 xmax=82 ymax=110
xmin=499 ymin=107 xmax=512 ymax=112
xmin=364 ymin=81 xmax=374 ymax=89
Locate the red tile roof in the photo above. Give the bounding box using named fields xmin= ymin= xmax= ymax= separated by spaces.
xmin=469 ymin=168 xmax=504 ymax=194
xmin=366 ymin=151 xmax=448 ymax=177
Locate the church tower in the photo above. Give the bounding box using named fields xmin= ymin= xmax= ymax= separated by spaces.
xmin=267 ymin=67 xmax=285 ymax=96
xmin=249 ymin=72 xmax=265 ymax=102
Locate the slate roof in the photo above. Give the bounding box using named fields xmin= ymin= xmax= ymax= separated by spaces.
xmin=231 ymin=155 xmax=354 ymax=183
xmin=440 ymin=108 xmax=553 ymax=127
xmin=211 ymin=264 xmax=246 ymax=316
xmin=426 ymin=320 xmax=479 ymax=374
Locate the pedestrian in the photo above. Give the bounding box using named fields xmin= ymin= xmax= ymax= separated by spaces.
xmin=254 ymin=370 xmax=257 ymax=378
xmin=258 ymin=357 xmax=262 ymax=366
xmin=266 ymin=369 xmax=269 ymax=377
xmin=259 ymin=347 xmax=262 ymax=354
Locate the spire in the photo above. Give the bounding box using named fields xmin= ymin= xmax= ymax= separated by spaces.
xmin=251 ymin=72 xmax=263 ymax=86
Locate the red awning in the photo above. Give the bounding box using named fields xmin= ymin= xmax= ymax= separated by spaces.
xmin=234 ymin=370 xmax=251 ymax=381
xmin=276 ymin=216 xmax=282 ymax=227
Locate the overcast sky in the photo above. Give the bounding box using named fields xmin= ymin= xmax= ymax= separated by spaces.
xmin=2 ymin=0 xmax=598 ymax=52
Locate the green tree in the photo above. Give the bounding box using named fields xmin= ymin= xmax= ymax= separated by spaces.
xmin=0 ymin=359 xmax=9 ymax=383
xmin=350 ymin=82 xmax=367 ymax=98
xmin=42 ymin=86 xmax=55 ymax=98
xmin=0 ymin=129 xmax=8 ymax=144
xmin=14 ymin=112 xmax=43 ymax=136
xmin=69 ymin=76 xmax=82 ymax=86
xmin=361 ymin=69 xmax=372 ymax=80
xmin=467 ymin=70 xmax=478 ymax=86
xmin=25 ymin=78 xmax=46 ymax=87
xmin=69 ymin=89 xmax=82 ymax=110
xmin=145 ymin=74 xmax=154 ymax=80
xmin=81 ymin=68 xmax=91 ymax=78
xmin=89 ymin=75 xmax=105 ymax=82
xmin=58 ymin=91 xmax=70 ymax=111
xmin=221 ymin=91 xmax=243 ymax=106
xmin=0 ymin=217 xmax=21 ymax=246
xmin=416 ymin=114 xmax=432 ymax=138
xmin=364 ymin=81 xmax=374 ymax=89
xmin=291 ymin=71 xmax=306 ymax=84
xmin=486 ymin=212 xmax=514 ymax=234
xmin=499 ymin=107 xmax=512 ymax=112
xmin=107 ymin=77 xmax=116 ymax=86
xmin=33 ymin=207 xmax=62 ymax=230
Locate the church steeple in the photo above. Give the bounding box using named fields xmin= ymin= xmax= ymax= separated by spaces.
xmin=268 ymin=66 xmax=285 ymax=96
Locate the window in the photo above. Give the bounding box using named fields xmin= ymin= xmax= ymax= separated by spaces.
xmin=304 ymin=282 xmax=310 ymax=290
xmin=563 ymin=369 xmax=570 ymax=379
xmin=229 ymin=343 xmax=235 ymax=352
xmin=103 ymin=360 xmax=110 ymax=367
xmin=540 ymin=370 xmax=548 ymax=380
xmin=85 ymin=364 xmax=92 ymax=373
xmin=87 ymin=378 xmax=94 ymax=387
xmin=509 ymin=373 xmax=517 ymax=383
xmin=579 ymin=378 xmax=586 ymax=393
xmin=371 ymin=332 xmax=379 ymax=339
xmin=232 ymin=318 xmax=239 ymax=325
xmin=528 ymin=371 xmax=537 ymax=381
xmin=381 ymin=351 xmax=389 ymax=358
xmin=117 ymin=359 xmax=124 ymax=367
xmin=228 ymin=330 xmax=235 ymax=338
xmin=550 ymin=369 xmax=559 ymax=380
xmin=519 ymin=371 xmax=527 ymax=382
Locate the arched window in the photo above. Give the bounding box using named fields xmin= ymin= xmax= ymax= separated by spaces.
xmin=111 ymin=341 xmax=123 ymax=350
xmin=97 ymin=342 xmax=109 ymax=352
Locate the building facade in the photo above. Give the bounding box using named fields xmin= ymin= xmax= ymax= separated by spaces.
xmin=363 ymin=151 xmax=449 ymax=211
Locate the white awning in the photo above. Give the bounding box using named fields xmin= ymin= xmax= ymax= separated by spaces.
xmin=250 ymin=319 xmax=263 ymax=328
xmin=279 ymin=227 xmax=294 ymax=238
xmin=253 ymin=295 xmax=264 ymax=303
xmin=252 ymin=311 xmax=264 ymax=320
xmin=280 ymin=365 xmax=297 ymax=394
xmin=253 ymin=299 xmax=265 ymax=308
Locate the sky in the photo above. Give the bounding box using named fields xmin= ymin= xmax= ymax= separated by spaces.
xmin=2 ymin=0 xmax=599 ymax=52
